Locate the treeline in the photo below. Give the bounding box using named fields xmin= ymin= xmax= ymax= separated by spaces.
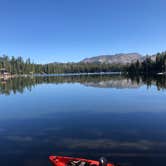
xmin=0 ymin=51 xmax=166 ymax=75
xmin=0 ymin=56 xmax=35 ymax=74
xmin=127 ymin=51 xmax=166 ymax=74
xmin=0 ymin=55 xmax=123 ymax=74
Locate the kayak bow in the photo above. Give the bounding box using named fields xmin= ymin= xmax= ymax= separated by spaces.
xmin=49 ymin=156 xmax=115 ymax=166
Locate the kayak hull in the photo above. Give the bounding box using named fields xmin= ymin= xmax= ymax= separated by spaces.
xmin=49 ymin=156 xmax=114 ymax=166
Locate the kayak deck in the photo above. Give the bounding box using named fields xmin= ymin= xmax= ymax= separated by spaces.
xmin=49 ymin=156 xmax=114 ymax=166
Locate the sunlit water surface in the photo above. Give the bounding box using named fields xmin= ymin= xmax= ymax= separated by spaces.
xmin=0 ymin=75 xmax=166 ymax=166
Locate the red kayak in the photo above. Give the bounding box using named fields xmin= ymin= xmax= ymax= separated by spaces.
xmin=49 ymin=156 xmax=115 ymax=166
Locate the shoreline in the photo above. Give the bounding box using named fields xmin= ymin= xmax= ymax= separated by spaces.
xmin=0 ymin=72 xmax=122 ymax=79
xmin=1 ymin=71 xmax=166 ymax=80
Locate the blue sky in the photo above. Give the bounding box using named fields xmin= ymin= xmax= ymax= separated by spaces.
xmin=0 ymin=0 xmax=166 ymax=63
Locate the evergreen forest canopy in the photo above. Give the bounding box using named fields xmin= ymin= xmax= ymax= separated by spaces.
xmin=127 ymin=51 xmax=166 ymax=74
xmin=0 ymin=51 xmax=166 ymax=75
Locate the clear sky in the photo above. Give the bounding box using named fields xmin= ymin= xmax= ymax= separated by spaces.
xmin=0 ymin=0 xmax=166 ymax=63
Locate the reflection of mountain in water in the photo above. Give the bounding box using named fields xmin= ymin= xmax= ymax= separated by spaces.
xmin=84 ymin=79 xmax=142 ymax=89
xmin=0 ymin=75 xmax=166 ymax=95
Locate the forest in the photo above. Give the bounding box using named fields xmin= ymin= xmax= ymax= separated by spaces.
xmin=0 ymin=55 xmax=124 ymax=74
xmin=0 ymin=51 xmax=166 ymax=75
xmin=127 ymin=51 xmax=166 ymax=74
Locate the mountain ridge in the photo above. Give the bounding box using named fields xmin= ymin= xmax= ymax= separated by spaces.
xmin=50 ymin=53 xmax=157 ymax=65
xmin=81 ymin=53 xmax=143 ymax=65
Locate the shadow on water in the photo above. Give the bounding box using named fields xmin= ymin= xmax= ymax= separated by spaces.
xmin=0 ymin=75 xmax=166 ymax=166
xmin=1 ymin=111 xmax=166 ymax=166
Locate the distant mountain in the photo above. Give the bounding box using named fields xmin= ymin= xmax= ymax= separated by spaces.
xmin=81 ymin=53 xmax=143 ymax=65
xmin=50 ymin=53 xmax=157 ymax=65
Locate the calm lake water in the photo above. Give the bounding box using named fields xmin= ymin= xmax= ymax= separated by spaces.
xmin=0 ymin=75 xmax=166 ymax=166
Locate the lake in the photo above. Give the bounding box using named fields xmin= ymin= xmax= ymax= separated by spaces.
xmin=0 ymin=75 xmax=166 ymax=166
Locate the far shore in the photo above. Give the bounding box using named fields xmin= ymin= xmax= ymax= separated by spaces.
xmin=2 ymin=71 xmax=166 ymax=80
xmin=0 ymin=72 xmax=122 ymax=79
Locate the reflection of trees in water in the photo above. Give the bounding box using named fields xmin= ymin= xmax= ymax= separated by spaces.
xmin=0 ymin=75 xmax=166 ymax=95
xmin=0 ymin=77 xmax=34 ymax=95
xmin=129 ymin=75 xmax=166 ymax=91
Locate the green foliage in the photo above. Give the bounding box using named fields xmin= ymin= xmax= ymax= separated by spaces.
xmin=127 ymin=51 xmax=166 ymax=74
xmin=0 ymin=55 xmax=125 ymax=74
xmin=1 ymin=51 xmax=166 ymax=75
xmin=0 ymin=55 xmax=35 ymax=74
